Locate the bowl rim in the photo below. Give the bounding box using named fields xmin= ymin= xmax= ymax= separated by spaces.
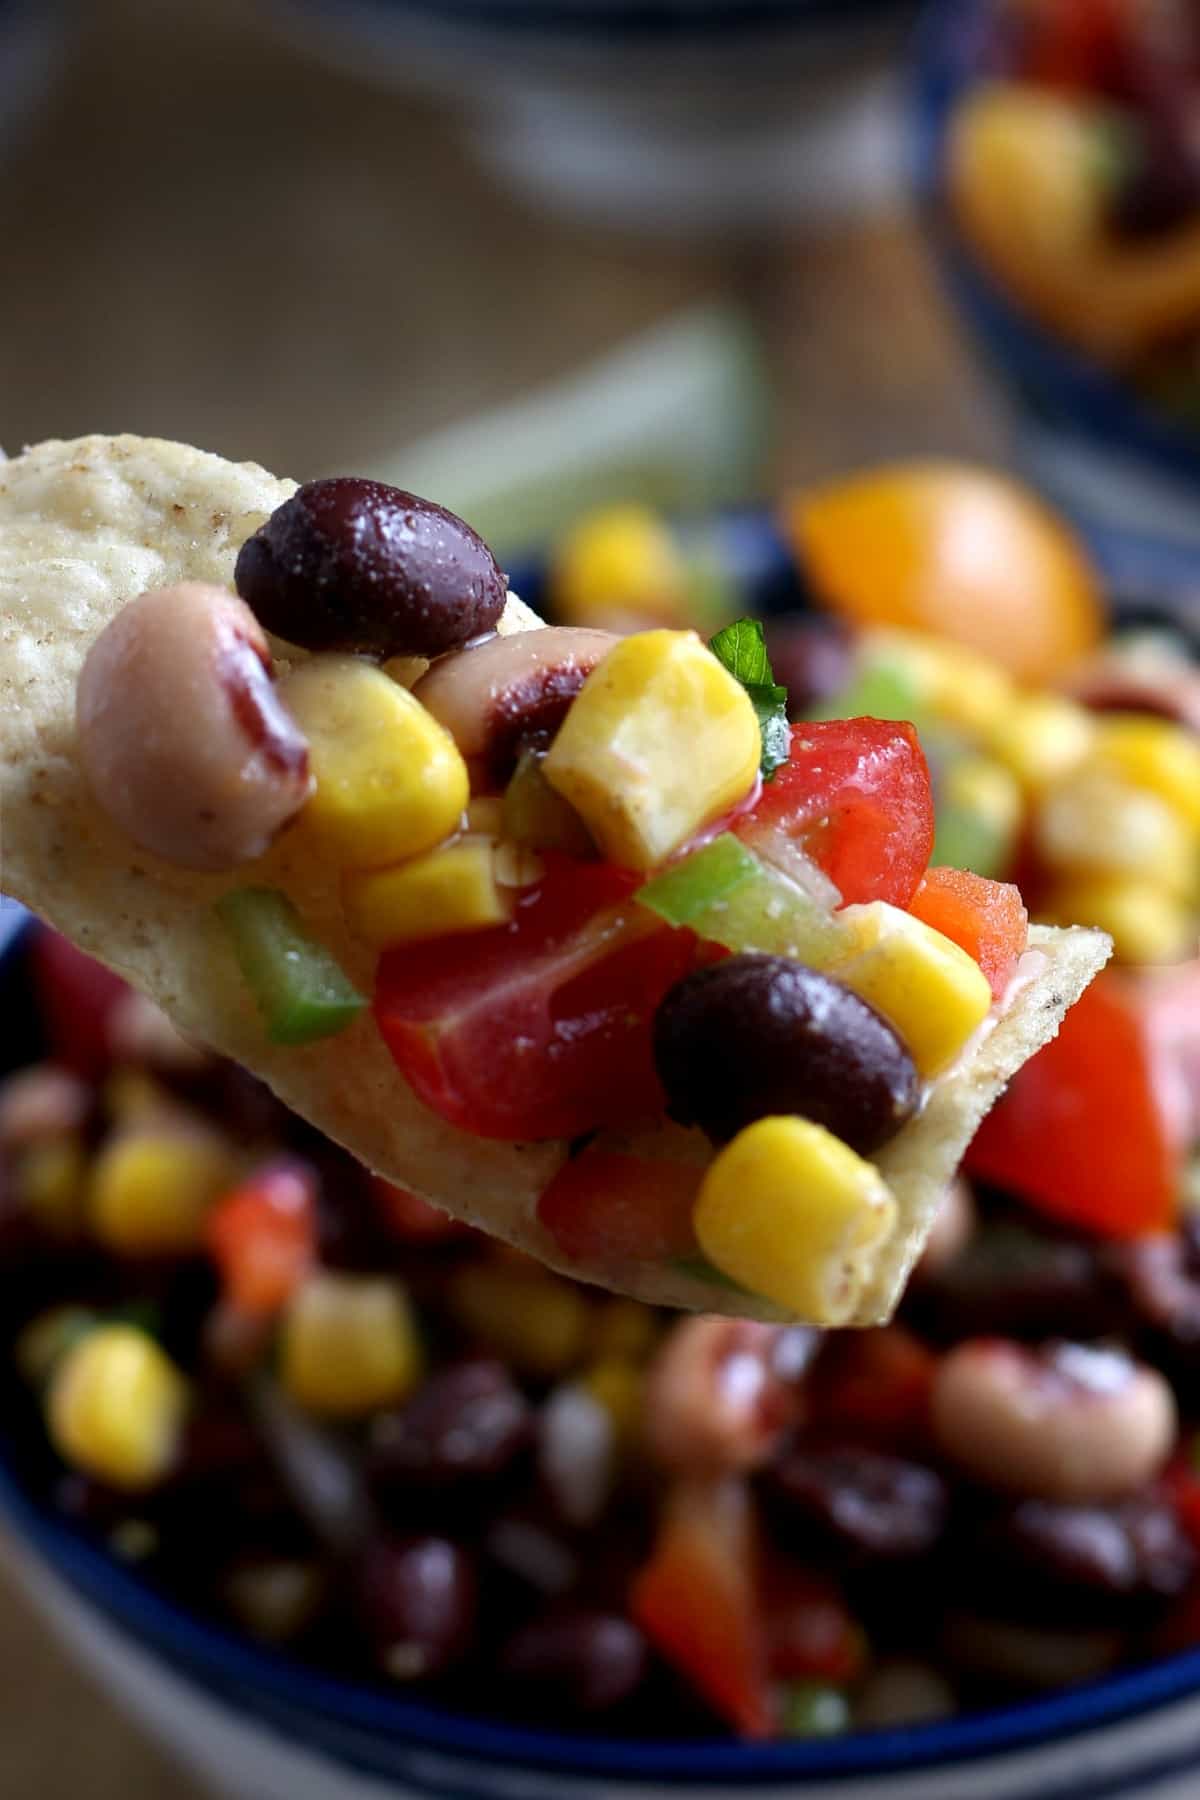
xmin=911 ymin=0 xmax=1200 ymax=488
xmin=1 ymin=499 xmax=1197 ymax=1777
xmin=270 ymin=0 xmax=916 ymax=43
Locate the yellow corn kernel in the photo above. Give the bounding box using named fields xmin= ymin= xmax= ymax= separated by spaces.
xmin=942 ymin=756 xmax=1024 ymax=844
xmin=447 ymin=1261 xmax=590 ymax=1378
xmin=551 ymin=505 xmax=688 ymax=627
xmin=590 ymin=1297 xmax=658 ymax=1363
xmin=88 ymin=1127 xmax=235 ymax=1256
xmin=1093 ymin=715 xmax=1200 ymax=830
xmin=1034 ymin=769 xmax=1197 ymax=896
xmin=693 ymin=1116 xmax=897 ymax=1325
xmin=103 ymin=1069 xmax=177 ymax=1126
xmin=543 ymin=629 xmax=761 ymax=871
xmin=16 ymin=1306 xmax=96 ymax=1388
xmin=343 ymin=838 xmax=511 ymax=949
xmin=580 ymin=1358 xmax=645 ymax=1448
xmin=280 ymin=1272 xmax=421 ymax=1418
xmin=16 ymin=1135 xmax=87 ymax=1238
xmin=382 ymin=654 xmax=431 ymax=690
xmin=834 ymin=901 xmax=994 ymax=1076
xmin=1042 ymin=876 xmax=1195 ymax=965
xmin=47 ymin=1324 xmax=188 ymax=1490
xmin=868 ymin=630 xmax=1015 ymax=734
xmin=984 ymin=693 xmax=1095 ymax=790
xmin=465 ymin=796 xmax=505 ymax=836
xmin=280 ymin=656 xmax=469 ymax=869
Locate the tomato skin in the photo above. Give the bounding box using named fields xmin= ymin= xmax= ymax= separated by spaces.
xmin=630 ymin=1476 xmax=774 ymax=1738
xmin=909 ymin=868 xmax=1029 ymax=1001
xmin=809 ymin=1326 xmax=938 ymax=1449
xmin=375 ymin=855 xmax=695 ymax=1143
xmin=967 ymin=971 xmax=1178 ymax=1238
xmin=537 ymin=1136 xmax=705 ymax=1267
xmin=30 ymin=928 xmax=127 ymax=1079
xmin=764 ymin=1559 xmax=867 ymax=1686
xmin=206 ymin=1158 xmax=318 ymax=1318
xmin=371 ymin=1178 xmax=474 ymax=1245
xmin=735 ymin=720 xmax=934 ymax=909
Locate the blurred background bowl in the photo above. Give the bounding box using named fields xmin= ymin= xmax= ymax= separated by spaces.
xmin=914 ymin=0 xmax=1200 ymax=557
xmin=263 ymin=0 xmax=919 ymax=235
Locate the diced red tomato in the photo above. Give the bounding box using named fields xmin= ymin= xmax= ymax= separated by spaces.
xmin=763 ymin=1558 xmax=867 ymax=1686
xmin=1018 ymin=0 xmax=1128 ymax=93
xmin=30 ymin=927 xmax=128 ymax=1079
xmin=909 ymin=867 xmax=1029 ymax=1001
xmin=1162 ymin=1458 xmax=1200 ymax=1553
xmin=206 ymin=1159 xmax=318 ymax=1317
xmin=374 ymin=854 xmax=695 ymax=1143
xmin=735 ymin=720 xmax=934 ymax=909
xmin=630 ymin=1476 xmax=774 ymax=1738
xmin=808 ymin=1325 xmax=938 ymax=1448
xmin=967 ymin=971 xmax=1178 ymax=1237
xmin=371 ymin=1178 xmax=474 ymax=1245
xmin=537 ymin=1131 xmax=706 ymax=1268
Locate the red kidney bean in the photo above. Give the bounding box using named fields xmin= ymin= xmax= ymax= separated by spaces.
xmin=499 ymin=1610 xmax=650 ymax=1715
xmin=764 ymin=1444 xmax=949 ymax=1562
xmin=356 ymin=1536 xmax=477 ymax=1680
xmin=369 ymin=1361 xmax=533 ymax=1498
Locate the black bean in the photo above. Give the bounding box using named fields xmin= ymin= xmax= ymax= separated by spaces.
xmin=369 ymin=1361 xmax=533 ymax=1500
xmin=653 ymin=956 xmax=919 ymax=1151
xmin=1113 ymin=1230 xmax=1200 ymax=1401
xmin=962 ymin=1497 xmax=1194 ymax=1625
xmin=764 ymin=615 xmax=855 ymax=718
xmin=235 ymin=479 xmax=506 ymax=659
xmin=356 ymin=1535 xmax=477 ymax=1679
xmin=907 ymin=1214 xmax=1121 ymax=1344
xmin=499 ymin=1610 xmax=650 ymax=1715
xmin=764 ymin=1443 xmax=949 ymax=1562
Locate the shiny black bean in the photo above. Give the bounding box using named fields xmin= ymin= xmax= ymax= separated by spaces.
xmin=1114 ymin=1229 xmax=1200 ymax=1400
xmin=960 ymin=1497 xmax=1194 ymax=1628
xmin=235 ymin=479 xmax=506 ymax=658
xmin=500 ymin=1610 xmax=650 ymax=1715
xmin=653 ymin=956 xmax=919 ymax=1152
xmin=764 ymin=615 xmax=855 ymax=718
xmin=907 ymin=1215 xmax=1122 ymax=1344
xmin=369 ymin=1361 xmax=533 ymax=1499
xmin=764 ymin=1444 xmax=949 ymax=1562
xmin=356 ymin=1536 xmax=477 ymax=1680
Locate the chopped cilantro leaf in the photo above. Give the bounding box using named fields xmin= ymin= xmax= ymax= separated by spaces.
xmin=709 ymin=616 xmax=791 ymax=780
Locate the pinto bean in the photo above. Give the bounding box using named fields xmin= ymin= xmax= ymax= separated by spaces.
xmin=641 ymin=1317 xmax=808 ymax=1475
xmin=76 ymin=582 xmax=312 ymax=870
xmin=930 ymin=1339 xmax=1177 ymax=1503
xmin=413 ymin=626 xmax=617 ymax=788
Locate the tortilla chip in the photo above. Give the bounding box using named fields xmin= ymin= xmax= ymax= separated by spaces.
xmin=0 ymin=435 xmax=1110 ymax=1322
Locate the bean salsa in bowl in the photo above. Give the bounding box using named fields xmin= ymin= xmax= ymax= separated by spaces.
xmin=0 ymin=463 xmax=1198 ymax=1793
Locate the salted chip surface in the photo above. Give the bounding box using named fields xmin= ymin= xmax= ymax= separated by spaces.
xmin=0 ymin=435 xmax=1110 ymax=1321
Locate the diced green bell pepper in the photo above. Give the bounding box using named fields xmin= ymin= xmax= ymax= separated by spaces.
xmin=215 ymin=888 xmax=366 ymax=1046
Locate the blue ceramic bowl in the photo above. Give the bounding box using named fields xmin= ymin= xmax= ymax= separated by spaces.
xmin=0 ymin=514 xmax=1197 ymax=1797
xmin=914 ymin=0 xmax=1200 ymax=544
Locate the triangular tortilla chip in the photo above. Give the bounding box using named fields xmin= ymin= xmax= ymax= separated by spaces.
xmin=0 ymin=435 xmax=1110 ymax=1322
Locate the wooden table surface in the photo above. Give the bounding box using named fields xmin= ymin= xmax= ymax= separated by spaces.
xmin=0 ymin=2 xmax=1007 ymax=1792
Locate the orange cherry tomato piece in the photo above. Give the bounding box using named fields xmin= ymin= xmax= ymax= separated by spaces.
xmin=206 ymin=1159 xmax=318 ymax=1317
xmin=788 ymin=463 xmax=1102 ymax=684
xmin=967 ymin=971 xmax=1178 ymax=1238
xmin=631 ymin=1476 xmax=774 ymax=1738
xmin=763 ymin=1558 xmax=867 ymax=1686
xmin=909 ymin=867 xmax=1029 ymax=1000
xmin=809 ymin=1325 xmax=938 ymax=1448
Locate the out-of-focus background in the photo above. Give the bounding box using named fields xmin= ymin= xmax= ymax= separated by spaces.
xmin=0 ymin=0 xmax=1179 ymax=1792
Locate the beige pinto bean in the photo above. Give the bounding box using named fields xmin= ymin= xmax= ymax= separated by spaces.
xmin=931 ymin=1339 xmax=1177 ymax=1503
xmin=0 ymin=1066 xmax=90 ymax=1150
xmin=641 ymin=1316 xmax=814 ymax=1474
xmin=413 ymin=627 xmax=617 ymax=787
xmin=915 ymin=1179 xmax=976 ymax=1281
xmin=76 ymin=582 xmax=313 ymax=871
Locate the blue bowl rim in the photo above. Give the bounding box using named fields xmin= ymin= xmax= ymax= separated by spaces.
xmin=1 ymin=502 xmax=1199 ymax=1778
xmin=911 ymin=0 xmax=1200 ymax=490
xmin=273 ymin=0 xmax=917 ymax=43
